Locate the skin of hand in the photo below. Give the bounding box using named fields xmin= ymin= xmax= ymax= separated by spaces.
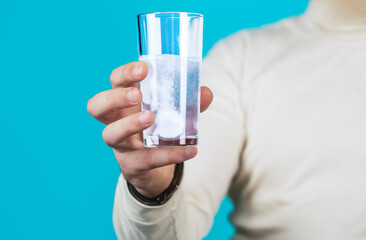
xmin=87 ymin=61 xmax=213 ymax=198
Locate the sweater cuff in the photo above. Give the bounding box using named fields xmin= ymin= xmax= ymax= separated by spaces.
xmin=117 ymin=175 xmax=181 ymax=224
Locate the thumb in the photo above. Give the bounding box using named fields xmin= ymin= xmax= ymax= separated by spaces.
xmin=200 ymin=86 xmax=213 ymax=112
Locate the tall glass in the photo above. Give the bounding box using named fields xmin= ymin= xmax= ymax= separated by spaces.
xmin=137 ymin=12 xmax=203 ymax=147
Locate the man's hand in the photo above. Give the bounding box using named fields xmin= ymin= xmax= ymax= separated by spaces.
xmin=87 ymin=61 xmax=213 ymax=198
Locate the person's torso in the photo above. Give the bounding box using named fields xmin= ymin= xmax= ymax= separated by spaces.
xmin=229 ymin=16 xmax=366 ymax=240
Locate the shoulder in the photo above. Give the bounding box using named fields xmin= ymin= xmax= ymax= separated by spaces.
xmin=206 ymin=15 xmax=309 ymax=62
xmin=213 ymin=15 xmax=309 ymax=54
xmin=202 ymin=16 xmax=309 ymax=84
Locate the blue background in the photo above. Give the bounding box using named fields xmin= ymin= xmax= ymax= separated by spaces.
xmin=0 ymin=0 xmax=309 ymax=239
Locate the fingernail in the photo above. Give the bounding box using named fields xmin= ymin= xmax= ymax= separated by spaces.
xmin=127 ymin=88 xmax=139 ymax=103
xmin=185 ymin=147 xmax=197 ymax=158
xmin=133 ymin=64 xmax=143 ymax=77
xmin=138 ymin=111 xmax=151 ymax=124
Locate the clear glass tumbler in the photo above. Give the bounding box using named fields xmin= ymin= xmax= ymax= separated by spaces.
xmin=137 ymin=12 xmax=203 ymax=147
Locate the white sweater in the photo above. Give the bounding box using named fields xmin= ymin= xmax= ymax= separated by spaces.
xmin=113 ymin=1 xmax=366 ymax=239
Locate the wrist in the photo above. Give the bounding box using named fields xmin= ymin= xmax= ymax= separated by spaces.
xmin=135 ymin=164 xmax=175 ymax=198
xmin=127 ymin=163 xmax=184 ymax=206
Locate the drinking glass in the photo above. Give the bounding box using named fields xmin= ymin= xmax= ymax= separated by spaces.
xmin=137 ymin=12 xmax=203 ymax=147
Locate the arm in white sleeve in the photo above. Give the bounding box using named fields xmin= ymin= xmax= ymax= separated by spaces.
xmin=113 ymin=30 xmax=248 ymax=240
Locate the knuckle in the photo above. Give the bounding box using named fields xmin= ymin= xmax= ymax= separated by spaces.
xmin=110 ymin=66 xmax=125 ymax=86
xmin=86 ymin=98 xmax=94 ymax=115
xmin=102 ymin=127 xmax=115 ymax=147
xmin=110 ymin=69 xmax=117 ymax=85
xmin=110 ymin=67 xmax=121 ymax=85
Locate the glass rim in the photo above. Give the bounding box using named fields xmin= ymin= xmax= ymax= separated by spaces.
xmin=137 ymin=12 xmax=203 ymax=18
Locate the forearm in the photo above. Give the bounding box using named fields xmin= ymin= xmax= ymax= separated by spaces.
xmin=113 ymin=175 xmax=189 ymax=240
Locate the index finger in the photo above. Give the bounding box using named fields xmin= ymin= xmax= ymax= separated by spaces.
xmin=110 ymin=61 xmax=148 ymax=88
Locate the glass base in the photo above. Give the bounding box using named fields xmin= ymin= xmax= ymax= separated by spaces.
xmin=144 ymin=136 xmax=198 ymax=147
